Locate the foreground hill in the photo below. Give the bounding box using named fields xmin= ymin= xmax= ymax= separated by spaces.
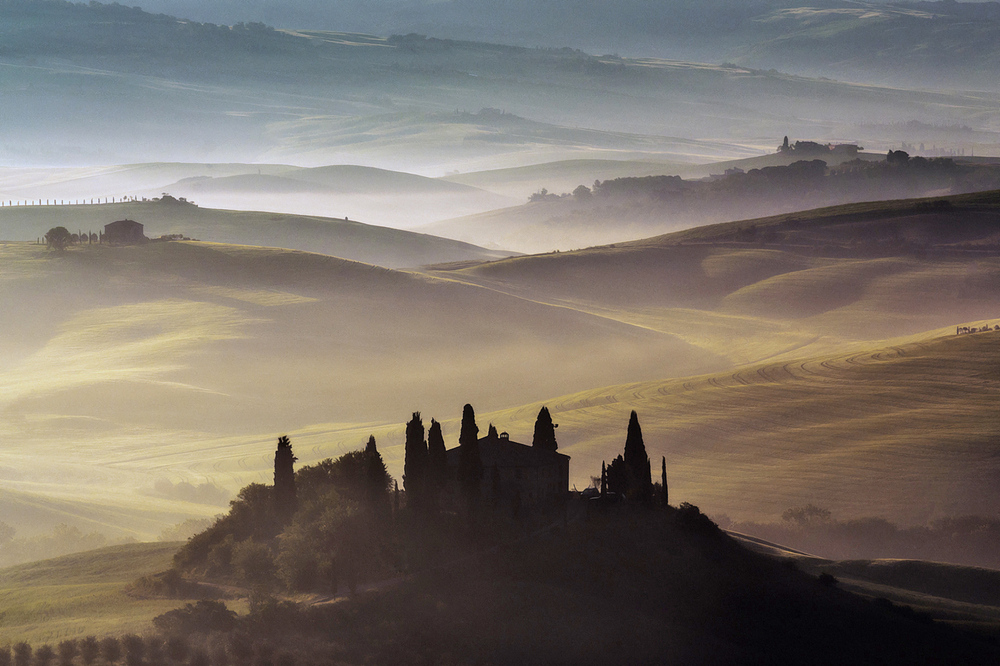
xmin=0 ymin=200 xmax=513 ymax=268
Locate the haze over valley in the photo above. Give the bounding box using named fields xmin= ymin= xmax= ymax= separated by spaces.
xmin=3 ymin=0 xmax=1000 ymax=661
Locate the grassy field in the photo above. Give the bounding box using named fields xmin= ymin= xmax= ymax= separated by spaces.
xmin=0 ymin=543 xmax=185 ymax=644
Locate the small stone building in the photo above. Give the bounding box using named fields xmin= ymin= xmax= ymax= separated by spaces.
xmin=445 ymin=431 xmax=570 ymax=508
xmin=103 ymin=219 xmax=147 ymax=244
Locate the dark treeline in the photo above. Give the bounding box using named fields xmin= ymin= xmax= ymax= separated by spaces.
xmin=530 ymin=153 xmax=1000 ymax=237
xmin=723 ymin=505 xmax=1000 ymax=570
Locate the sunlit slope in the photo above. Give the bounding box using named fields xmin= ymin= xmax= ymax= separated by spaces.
xmin=0 ymin=241 xmax=721 ymax=538
xmin=0 ymin=542 xmax=184 ymax=644
xmin=0 ymin=201 xmax=514 ymax=268
xmin=470 ymin=328 xmax=1000 ymax=525
xmin=431 ymin=193 xmax=1000 ymax=363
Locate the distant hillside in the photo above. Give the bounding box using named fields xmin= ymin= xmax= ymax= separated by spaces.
xmin=120 ymin=0 xmax=1000 ymax=89
xmin=2 ymin=1 xmax=999 ymax=169
xmin=423 ymin=158 xmax=1000 ymax=253
xmin=0 ymin=200 xmax=514 ymax=268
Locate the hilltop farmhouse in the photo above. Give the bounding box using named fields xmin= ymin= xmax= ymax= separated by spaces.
xmin=103 ymin=219 xmax=147 ymax=244
xmin=445 ymin=429 xmax=570 ymax=508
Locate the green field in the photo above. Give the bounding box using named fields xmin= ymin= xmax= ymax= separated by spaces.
xmin=0 ymin=543 xmax=185 ymax=644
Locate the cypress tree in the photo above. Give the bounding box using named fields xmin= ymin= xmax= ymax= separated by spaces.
xmin=662 ymin=456 xmax=668 ymax=507
xmin=274 ymin=435 xmax=297 ymax=520
xmin=600 ymin=461 xmax=607 ymax=496
xmin=427 ymin=419 xmax=448 ymax=508
xmin=458 ymin=403 xmax=483 ymax=506
xmin=623 ymin=411 xmax=651 ymax=502
xmin=487 ymin=423 xmax=498 ymax=439
xmin=364 ymin=435 xmax=390 ymax=513
xmin=403 ymin=412 xmax=428 ymax=510
xmin=531 ymin=406 xmax=558 ymax=451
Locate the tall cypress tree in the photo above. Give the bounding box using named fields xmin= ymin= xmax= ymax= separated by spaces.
xmin=274 ymin=435 xmax=297 ymax=521
xmin=364 ymin=435 xmax=390 ymax=513
xmin=531 ymin=406 xmax=558 ymax=451
xmin=426 ymin=419 xmax=448 ymax=510
xmin=458 ymin=403 xmax=482 ymax=506
xmin=403 ymin=412 xmax=427 ymax=510
xmin=662 ymin=456 xmax=669 ymax=507
xmin=623 ymin=410 xmax=651 ymax=502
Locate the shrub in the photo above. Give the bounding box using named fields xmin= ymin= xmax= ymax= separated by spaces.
xmin=99 ymin=637 xmax=121 ymax=664
xmin=13 ymin=643 xmax=31 ymax=666
xmin=154 ymin=600 xmax=237 ymax=636
xmin=78 ymin=637 xmax=99 ymax=666
xmin=56 ymin=640 xmax=76 ymax=666
xmin=121 ymin=635 xmax=144 ymax=666
xmin=32 ymin=645 xmax=54 ymax=666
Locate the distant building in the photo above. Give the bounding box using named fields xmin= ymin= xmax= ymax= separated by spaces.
xmin=445 ymin=431 xmax=570 ymax=508
xmin=103 ymin=219 xmax=147 ymax=244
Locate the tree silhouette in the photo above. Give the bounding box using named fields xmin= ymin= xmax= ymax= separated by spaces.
xmin=32 ymin=645 xmax=54 ymax=666
xmin=12 ymin=643 xmax=30 ymax=666
xmin=99 ymin=637 xmax=120 ymax=665
xmin=403 ymin=412 xmax=428 ymax=511
xmin=624 ymin=411 xmax=652 ymax=501
xmin=364 ymin=435 xmax=390 ymax=513
xmin=273 ymin=435 xmax=297 ymax=521
xmin=56 ymin=640 xmax=76 ymax=666
xmin=606 ymin=454 xmax=627 ymax=496
xmin=531 ymin=406 xmax=558 ymax=451
xmin=426 ymin=419 xmax=448 ymax=510
xmin=121 ymin=634 xmax=144 ymax=666
xmin=458 ymin=404 xmax=483 ymax=507
xmin=662 ymin=456 xmax=669 ymax=507
xmin=78 ymin=638 xmax=99 ymax=666
xmin=43 ymin=226 xmax=72 ymax=251
xmin=0 ymin=645 xmax=10 ymax=666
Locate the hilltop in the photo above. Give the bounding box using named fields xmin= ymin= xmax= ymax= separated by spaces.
xmin=0 ymin=200 xmax=513 ymax=268
xmin=422 ymin=159 xmax=1000 ymax=253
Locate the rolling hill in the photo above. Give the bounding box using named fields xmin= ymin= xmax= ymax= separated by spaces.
xmin=0 ymin=200 xmax=514 ymax=268
xmin=422 ymin=163 xmax=1000 ymax=253
xmin=3 ymin=191 xmax=1000 ymax=542
xmin=0 ymin=239 xmax=720 ymax=539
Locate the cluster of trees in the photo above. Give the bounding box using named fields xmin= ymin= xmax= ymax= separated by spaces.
xmin=599 ymin=411 xmax=668 ymax=506
xmin=173 ymin=434 xmax=392 ymax=594
xmin=525 ymin=150 xmax=1000 ymax=234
